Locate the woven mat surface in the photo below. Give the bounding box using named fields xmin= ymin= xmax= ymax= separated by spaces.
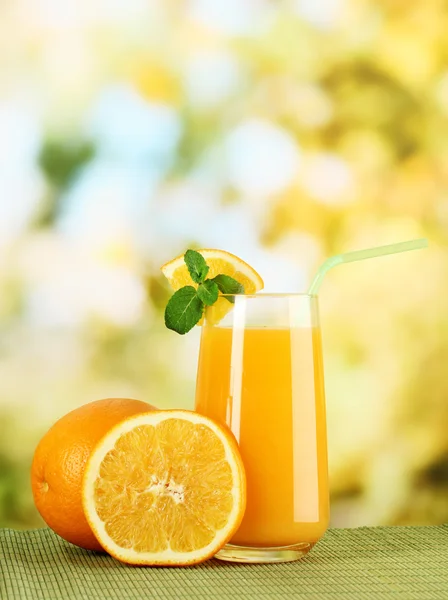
xmin=0 ymin=526 xmax=447 ymax=600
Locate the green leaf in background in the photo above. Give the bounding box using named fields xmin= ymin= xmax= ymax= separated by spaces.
xmin=164 ymin=286 xmax=204 ymax=334
xmin=34 ymin=139 xmax=96 ymax=229
xmin=38 ymin=139 xmax=95 ymax=189
xmin=211 ymin=274 xmax=245 ymax=303
xmin=197 ymin=280 xmax=219 ymax=306
xmin=184 ymin=249 xmax=209 ymax=284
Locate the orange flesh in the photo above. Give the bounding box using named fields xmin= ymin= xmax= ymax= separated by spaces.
xmin=92 ymin=420 xmax=235 ymax=553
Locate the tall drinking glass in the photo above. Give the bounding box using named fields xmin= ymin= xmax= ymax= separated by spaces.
xmin=195 ymin=294 xmax=329 ymax=563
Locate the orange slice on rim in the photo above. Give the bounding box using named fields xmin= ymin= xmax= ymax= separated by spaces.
xmin=82 ymin=410 xmax=246 ymax=566
xmin=161 ymin=249 xmax=264 ymax=325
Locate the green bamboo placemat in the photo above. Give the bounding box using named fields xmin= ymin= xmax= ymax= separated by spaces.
xmin=0 ymin=525 xmax=447 ymax=600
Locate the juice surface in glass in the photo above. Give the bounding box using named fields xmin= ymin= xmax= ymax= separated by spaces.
xmin=195 ymin=295 xmax=329 ymax=561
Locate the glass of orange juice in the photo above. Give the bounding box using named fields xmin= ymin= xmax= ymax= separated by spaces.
xmin=195 ymin=293 xmax=329 ymax=563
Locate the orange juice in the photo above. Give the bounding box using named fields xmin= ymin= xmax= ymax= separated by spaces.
xmin=195 ymin=325 xmax=329 ymax=547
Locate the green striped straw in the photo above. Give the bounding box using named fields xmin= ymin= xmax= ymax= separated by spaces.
xmin=308 ymin=238 xmax=428 ymax=295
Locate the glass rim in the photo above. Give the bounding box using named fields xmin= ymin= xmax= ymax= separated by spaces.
xmin=219 ymin=292 xmax=318 ymax=299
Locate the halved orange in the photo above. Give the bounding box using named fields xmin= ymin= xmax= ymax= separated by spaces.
xmin=82 ymin=410 xmax=246 ymax=566
xmin=161 ymin=249 xmax=264 ymax=325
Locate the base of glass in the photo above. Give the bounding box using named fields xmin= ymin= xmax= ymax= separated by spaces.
xmin=214 ymin=541 xmax=315 ymax=564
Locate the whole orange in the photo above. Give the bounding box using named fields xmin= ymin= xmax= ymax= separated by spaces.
xmin=31 ymin=397 xmax=154 ymax=551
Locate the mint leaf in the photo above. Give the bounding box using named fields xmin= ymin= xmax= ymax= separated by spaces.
xmin=164 ymin=286 xmax=204 ymax=334
xmin=197 ymin=280 xmax=219 ymax=306
xmin=184 ymin=249 xmax=209 ymax=284
xmin=211 ymin=274 xmax=245 ymax=295
xmin=211 ymin=274 xmax=244 ymax=303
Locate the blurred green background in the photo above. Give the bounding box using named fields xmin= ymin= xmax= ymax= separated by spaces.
xmin=0 ymin=0 xmax=447 ymax=530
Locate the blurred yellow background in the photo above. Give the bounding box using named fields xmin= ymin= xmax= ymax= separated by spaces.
xmin=0 ymin=0 xmax=447 ymax=531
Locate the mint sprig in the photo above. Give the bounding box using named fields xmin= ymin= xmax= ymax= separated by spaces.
xmin=164 ymin=249 xmax=244 ymax=334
